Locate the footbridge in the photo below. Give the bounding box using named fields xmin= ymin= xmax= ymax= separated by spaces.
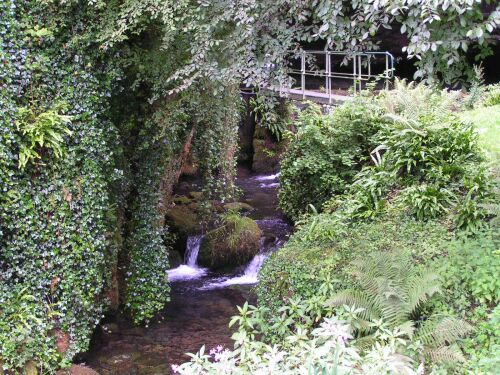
xmin=263 ymin=50 xmax=396 ymax=105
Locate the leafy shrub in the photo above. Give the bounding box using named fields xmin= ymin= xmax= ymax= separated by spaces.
xmin=174 ymin=304 xmax=419 ymax=375
xmin=431 ymin=229 xmax=500 ymax=371
xmin=257 ymin=215 xmax=450 ymax=313
xmin=278 ymin=99 xmax=386 ymax=220
xmin=328 ymin=251 xmax=472 ymax=364
xmin=483 ymin=84 xmax=500 ymax=107
xmin=250 ymin=92 xmax=291 ymax=141
xmin=379 ymin=79 xmax=462 ymax=120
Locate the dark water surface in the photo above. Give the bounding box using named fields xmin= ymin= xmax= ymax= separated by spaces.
xmin=85 ymin=168 xmax=290 ymax=374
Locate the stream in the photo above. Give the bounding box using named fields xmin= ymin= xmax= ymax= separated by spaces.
xmin=85 ymin=169 xmax=290 ymax=374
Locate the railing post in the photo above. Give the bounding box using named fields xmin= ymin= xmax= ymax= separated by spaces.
xmin=352 ymin=53 xmax=357 ymax=95
xmin=368 ymin=55 xmax=371 ymax=78
xmin=385 ymin=54 xmax=389 ymax=90
xmin=301 ymin=51 xmax=305 ymax=99
xmin=326 ymin=52 xmax=332 ymax=104
xmin=358 ymin=54 xmax=362 ymax=93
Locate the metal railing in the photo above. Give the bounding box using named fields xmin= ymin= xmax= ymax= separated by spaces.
xmin=280 ymin=50 xmax=395 ymax=104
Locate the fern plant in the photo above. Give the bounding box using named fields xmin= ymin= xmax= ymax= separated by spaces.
xmin=15 ymin=102 xmax=73 ymax=169
xmin=327 ymin=251 xmax=472 ymax=364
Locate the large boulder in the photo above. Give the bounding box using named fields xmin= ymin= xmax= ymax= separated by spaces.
xmin=165 ymin=204 xmax=200 ymax=236
xmin=198 ymin=215 xmax=262 ymax=270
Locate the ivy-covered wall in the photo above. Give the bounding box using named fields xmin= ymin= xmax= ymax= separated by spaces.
xmin=0 ymin=2 xmax=243 ymax=371
xmin=0 ymin=0 xmax=124 ymax=371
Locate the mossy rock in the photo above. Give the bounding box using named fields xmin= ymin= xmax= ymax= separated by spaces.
xmin=168 ymin=249 xmax=183 ymax=268
xmin=189 ymin=191 xmax=203 ymax=200
xmin=223 ymin=202 xmax=254 ymax=212
xmin=252 ymin=139 xmax=283 ymax=174
xmin=165 ymin=205 xmax=200 ymax=235
xmin=173 ymin=195 xmax=192 ymax=205
xmin=198 ymin=216 xmax=262 ymax=270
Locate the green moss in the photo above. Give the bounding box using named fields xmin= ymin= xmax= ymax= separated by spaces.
xmin=165 ymin=205 xmax=200 ymax=235
xmin=198 ymin=215 xmax=262 ymax=269
xmin=173 ymin=195 xmax=192 ymax=205
xmin=189 ymin=191 xmax=203 ymax=200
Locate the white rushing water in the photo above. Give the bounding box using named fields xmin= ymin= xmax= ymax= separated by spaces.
xmin=200 ymin=237 xmax=288 ymax=289
xmin=167 ymin=235 xmax=208 ymax=282
xmin=255 ymin=173 xmax=280 ymax=188
xmin=221 ymin=253 xmax=268 ymax=285
xmin=199 ymin=252 xmax=269 ymax=290
xmin=254 ymin=173 xmax=280 ymax=181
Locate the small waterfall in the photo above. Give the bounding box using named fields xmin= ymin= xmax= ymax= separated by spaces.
xmin=255 ymin=173 xmax=280 ymax=188
xmin=168 ymin=235 xmax=207 ymax=282
xmin=254 ymin=173 xmax=280 ymax=181
xmin=201 ymin=238 xmax=285 ymax=289
xmin=185 ymin=235 xmax=203 ymax=266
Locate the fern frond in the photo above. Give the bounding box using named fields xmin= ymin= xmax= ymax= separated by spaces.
xmin=416 ymin=316 xmax=473 ymax=348
xmin=326 ymin=290 xmax=380 ymax=321
xmin=395 ymin=320 xmax=416 ymax=339
xmin=353 ymin=334 xmax=377 ymax=351
xmin=425 ymin=345 xmax=466 ymax=363
xmin=404 ymin=270 xmax=441 ymax=317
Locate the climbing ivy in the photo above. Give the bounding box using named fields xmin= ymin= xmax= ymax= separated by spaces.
xmin=0 ymin=0 xmax=123 ymax=371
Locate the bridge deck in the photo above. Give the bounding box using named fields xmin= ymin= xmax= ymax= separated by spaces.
xmin=283 ymin=88 xmax=351 ymax=105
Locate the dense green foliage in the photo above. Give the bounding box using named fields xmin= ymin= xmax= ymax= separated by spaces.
xmin=178 ymin=87 xmax=498 ymax=372
xmin=1 ymin=0 xmax=499 ymax=373
xmin=280 ymin=81 xmax=492 ymax=227
xmin=0 ymin=0 xmax=243 ymax=372
xmin=103 ymin=0 xmax=499 ymax=88
xmin=253 ymin=83 xmax=499 ymax=373
xmin=432 ymin=230 xmax=500 ymax=372
xmin=279 ymin=99 xmax=386 ymax=220
xmin=0 ymin=1 xmax=123 ymax=371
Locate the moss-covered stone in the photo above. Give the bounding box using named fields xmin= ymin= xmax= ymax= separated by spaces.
xmin=165 ymin=205 xmax=200 ymax=235
xmin=223 ymin=202 xmax=254 ymax=212
xmin=173 ymin=196 xmax=192 ymax=205
xmin=198 ymin=215 xmax=262 ymax=270
xmin=189 ymin=191 xmax=203 ymax=200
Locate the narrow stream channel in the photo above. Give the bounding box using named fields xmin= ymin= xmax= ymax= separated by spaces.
xmin=85 ymin=169 xmax=290 ymax=374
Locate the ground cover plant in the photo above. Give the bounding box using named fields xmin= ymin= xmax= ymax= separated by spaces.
xmin=178 ymin=81 xmax=499 ymax=373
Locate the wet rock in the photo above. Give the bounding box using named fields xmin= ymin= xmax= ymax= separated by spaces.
xmin=101 ymin=323 xmax=119 ymax=334
xmin=198 ymin=216 xmax=262 ymax=270
xmin=168 ymin=249 xmax=183 ymax=268
xmin=172 ymin=196 xmax=192 ymax=205
xmin=57 ymin=365 xmax=100 ymax=375
xmin=165 ymin=205 xmax=200 ymax=236
xmin=188 ymin=191 xmax=203 ymax=200
xmin=223 ymin=202 xmax=254 ymax=212
xmin=252 ymin=138 xmax=282 ymax=174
